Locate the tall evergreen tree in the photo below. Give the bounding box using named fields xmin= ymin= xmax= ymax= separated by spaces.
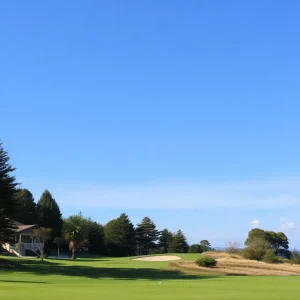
xmin=0 ymin=141 xmax=18 ymax=244
xmin=14 ymin=188 xmax=37 ymax=224
xmin=87 ymin=219 xmax=105 ymax=255
xmin=169 ymin=230 xmax=189 ymax=253
xmin=158 ymin=228 xmax=174 ymax=253
xmin=37 ymin=190 xmax=62 ymax=238
xmin=104 ymin=213 xmax=136 ymax=256
xmin=136 ymin=217 xmax=160 ymax=255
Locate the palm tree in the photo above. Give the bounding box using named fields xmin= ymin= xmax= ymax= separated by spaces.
xmin=62 ymin=214 xmax=87 ymax=259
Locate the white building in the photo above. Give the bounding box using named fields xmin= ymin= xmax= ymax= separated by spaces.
xmin=3 ymin=221 xmax=39 ymax=256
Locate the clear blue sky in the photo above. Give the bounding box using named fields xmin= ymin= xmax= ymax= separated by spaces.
xmin=1 ymin=1 xmax=300 ymax=247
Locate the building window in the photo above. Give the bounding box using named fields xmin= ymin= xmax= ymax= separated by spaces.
xmin=21 ymin=235 xmax=33 ymax=243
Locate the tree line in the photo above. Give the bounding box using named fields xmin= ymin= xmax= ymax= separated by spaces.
xmin=8 ymin=186 xmax=194 ymax=257
xmin=8 ymin=187 xmax=193 ymax=257
xmin=2 ymin=141 xmax=207 ymax=258
xmin=2 ymin=140 xmax=295 ymax=261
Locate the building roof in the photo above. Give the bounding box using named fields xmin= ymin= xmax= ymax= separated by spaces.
xmin=12 ymin=221 xmax=38 ymax=233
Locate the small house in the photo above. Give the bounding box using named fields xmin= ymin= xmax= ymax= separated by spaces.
xmin=3 ymin=221 xmax=40 ymax=256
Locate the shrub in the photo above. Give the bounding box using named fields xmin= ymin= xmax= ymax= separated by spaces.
xmin=195 ymin=256 xmax=217 ymax=267
xmin=242 ymin=238 xmax=269 ymax=261
xmin=242 ymin=246 xmax=266 ymax=261
xmin=290 ymin=250 xmax=300 ymax=264
xmin=263 ymin=249 xmax=283 ymax=263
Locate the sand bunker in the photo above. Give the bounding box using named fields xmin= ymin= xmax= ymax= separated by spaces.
xmin=133 ymin=256 xmax=181 ymax=262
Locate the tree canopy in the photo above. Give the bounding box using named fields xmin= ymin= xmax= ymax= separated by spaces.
xmin=104 ymin=213 xmax=136 ymax=256
xmin=14 ymin=188 xmax=37 ymax=224
xmin=136 ymin=217 xmax=160 ymax=255
xmin=245 ymin=228 xmax=291 ymax=258
xmin=158 ymin=229 xmax=174 ymax=253
xmin=169 ymin=230 xmax=189 ymax=253
xmin=62 ymin=214 xmax=88 ymax=259
xmin=0 ymin=141 xmax=18 ymax=245
xmin=87 ymin=219 xmax=105 ymax=255
xmin=200 ymin=240 xmax=212 ymax=252
xmin=37 ymin=190 xmax=62 ymax=238
xmin=188 ymin=244 xmax=201 ymax=253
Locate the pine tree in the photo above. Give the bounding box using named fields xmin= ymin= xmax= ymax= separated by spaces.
xmin=104 ymin=213 xmax=136 ymax=256
xmin=37 ymin=190 xmax=62 ymax=238
xmin=136 ymin=217 xmax=160 ymax=255
xmin=14 ymin=188 xmax=37 ymax=224
xmin=87 ymin=219 xmax=105 ymax=255
xmin=158 ymin=228 xmax=174 ymax=253
xmin=0 ymin=141 xmax=18 ymax=244
xmin=169 ymin=230 xmax=189 ymax=253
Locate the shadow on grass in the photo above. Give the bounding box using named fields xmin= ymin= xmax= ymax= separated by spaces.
xmin=3 ymin=259 xmax=215 ymax=281
xmin=0 ymin=280 xmax=48 ymax=284
xmin=49 ymin=258 xmax=113 ymax=262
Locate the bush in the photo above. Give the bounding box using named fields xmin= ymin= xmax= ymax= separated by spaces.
xmin=242 ymin=246 xmax=266 ymax=261
xmin=195 ymin=256 xmax=217 ymax=267
xmin=263 ymin=250 xmax=283 ymax=263
xmin=290 ymin=250 xmax=300 ymax=264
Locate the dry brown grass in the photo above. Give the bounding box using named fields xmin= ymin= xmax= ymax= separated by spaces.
xmin=171 ymin=252 xmax=300 ymax=276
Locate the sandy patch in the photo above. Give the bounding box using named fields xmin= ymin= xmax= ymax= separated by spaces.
xmin=133 ymin=256 xmax=181 ymax=262
xmin=170 ymin=252 xmax=300 ymax=276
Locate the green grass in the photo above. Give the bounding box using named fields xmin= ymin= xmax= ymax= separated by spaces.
xmin=1 ymin=254 xmax=300 ymax=299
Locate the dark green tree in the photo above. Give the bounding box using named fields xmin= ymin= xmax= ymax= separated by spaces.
xmin=188 ymin=244 xmax=201 ymax=253
xmin=266 ymin=231 xmax=290 ymax=257
xmin=199 ymin=240 xmax=212 ymax=252
xmin=104 ymin=213 xmax=136 ymax=256
xmin=0 ymin=141 xmax=18 ymax=244
xmin=87 ymin=218 xmax=105 ymax=255
xmin=245 ymin=228 xmax=267 ymax=245
xmin=158 ymin=228 xmax=174 ymax=253
xmin=14 ymin=188 xmax=37 ymax=224
xmin=136 ymin=217 xmax=160 ymax=255
xmin=37 ymin=190 xmax=62 ymax=238
xmin=169 ymin=230 xmax=189 ymax=253
xmin=245 ymin=228 xmax=291 ymax=258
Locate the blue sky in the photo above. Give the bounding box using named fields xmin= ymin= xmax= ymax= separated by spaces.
xmin=1 ymin=1 xmax=300 ymax=247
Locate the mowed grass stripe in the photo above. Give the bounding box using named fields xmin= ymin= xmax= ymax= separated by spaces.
xmin=1 ymin=254 xmax=300 ymax=299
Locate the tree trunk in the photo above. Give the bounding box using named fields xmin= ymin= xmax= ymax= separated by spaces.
xmin=72 ymin=247 xmax=76 ymax=259
xmin=58 ymin=247 xmax=60 ymax=257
